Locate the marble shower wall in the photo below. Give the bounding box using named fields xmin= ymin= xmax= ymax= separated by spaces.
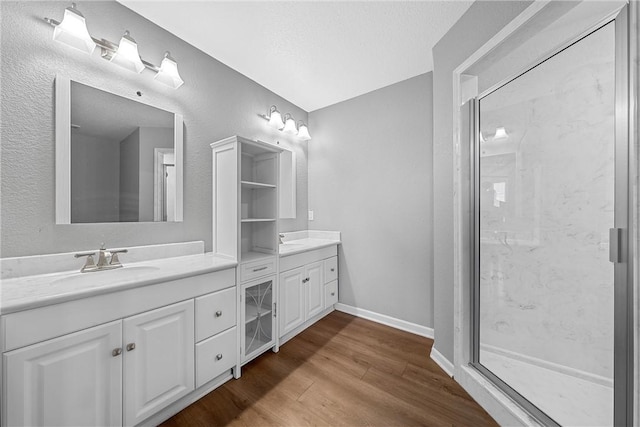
xmin=478 ymin=22 xmax=615 ymax=380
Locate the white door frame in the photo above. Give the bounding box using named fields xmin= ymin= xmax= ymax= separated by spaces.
xmin=154 ymin=148 xmax=175 ymax=222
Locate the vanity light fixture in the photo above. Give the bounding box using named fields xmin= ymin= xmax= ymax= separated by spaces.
xmin=494 ymin=127 xmax=509 ymax=140
xmin=261 ymin=105 xmax=311 ymax=141
xmin=154 ymin=52 xmax=184 ymax=89
xmin=282 ymin=114 xmax=298 ymax=134
xmin=267 ymin=105 xmax=285 ymax=129
xmin=109 ymin=31 xmax=145 ymax=74
xmin=44 ymin=3 xmax=185 ymax=89
xmin=47 ymin=3 xmax=96 ymax=55
xmin=297 ymin=121 xmax=311 ymax=141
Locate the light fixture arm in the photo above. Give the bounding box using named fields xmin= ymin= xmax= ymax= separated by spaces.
xmin=43 ymin=17 xmax=161 ymax=72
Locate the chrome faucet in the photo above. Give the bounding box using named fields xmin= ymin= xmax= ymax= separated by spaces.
xmin=96 ymin=243 xmax=109 ymax=269
xmin=75 ymin=244 xmax=128 ymax=273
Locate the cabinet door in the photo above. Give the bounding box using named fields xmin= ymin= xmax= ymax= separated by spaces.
xmin=305 ymin=262 xmax=324 ymax=319
xmin=241 ymin=277 xmax=275 ymax=362
xmin=3 ymin=321 xmax=122 ymax=427
xmin=123 ymin=300 xmax=194 ymax=426
xmin=279 ymin=267 xmax=305 ymax=337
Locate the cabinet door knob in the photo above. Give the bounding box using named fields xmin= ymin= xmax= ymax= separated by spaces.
xmin=216 ymin=354 xmax=223 ymax=361
xmin=330 ymin=268 xmax=335 ymax=272
xmin=331 ymin=292 xmax=335 ymax=296
xmin=215 ymin=310 xmax=223 ymax=317
xmin=126 ymin=343 xmax=136 ymax=351
xmin=112 ymin=348 xmax=122 ymax=357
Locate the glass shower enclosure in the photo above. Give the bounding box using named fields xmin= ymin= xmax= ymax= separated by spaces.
xmin=470 ymin=6 xmax=632 ymax=426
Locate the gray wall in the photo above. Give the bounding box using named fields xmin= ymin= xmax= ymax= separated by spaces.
xmin=71 ymin=133 xmax=120 ymax=223
xmin=308 ymin=73 xmax=433 ymax=328
xmin=0 ymin=1 xmax=308 ymax=257
xmin=431 ymin=0 xmax=533 ymax=361
xmin=119 ymin=128 xmax=140 ymax=222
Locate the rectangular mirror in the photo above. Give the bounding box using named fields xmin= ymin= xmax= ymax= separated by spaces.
xmin=55 ymin=75 xmax=183 ymax=224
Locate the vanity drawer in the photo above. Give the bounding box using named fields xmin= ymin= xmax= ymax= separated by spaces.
xmin=324 ymin=257 xmax=338 ymax=283
xmin=195 ymin=287 xmax=236 ymax=342
xmin=324 ymin=280 xmax=338 ymax=308
xmin=196 ymin=327 xmax=236 ymax=388
xmin=240 ymin=258 xmax=275 ymax=283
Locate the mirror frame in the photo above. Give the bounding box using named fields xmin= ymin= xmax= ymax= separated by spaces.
xmin=55 ymin=75 xmax=184 ymax=224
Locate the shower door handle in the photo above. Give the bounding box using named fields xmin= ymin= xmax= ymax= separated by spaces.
xmin=609 ymin=228 xmax=623 ymax=263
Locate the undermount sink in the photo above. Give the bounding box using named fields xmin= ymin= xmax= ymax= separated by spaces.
xmin=51 ymin=265 xmax=160 ymax=286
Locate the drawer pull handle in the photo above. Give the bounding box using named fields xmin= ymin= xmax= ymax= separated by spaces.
xmin=331 ymin=292 xmax=335 ymax=296
xmin=215 ymin=310 xmax=223 ymax=317
xmin=216 ymin=354 xmax=223 ymax=361
xmin=112 ymin=348 xmax=122 ymax=357
xmin=253 ymin=266 xmax=268 ymax=272
xmin=330 ymin=268 xmax=335 ymax=272
xmin=126 ymin=343 xmax=136 ymax=352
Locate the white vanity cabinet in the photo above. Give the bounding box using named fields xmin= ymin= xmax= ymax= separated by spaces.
xmin=4 ymin=300 xmax=196 ymax=427
xmin=123 ymin=300 xmax=195 ymax=426
xmin=1 ymin=267 xmax=238 ymax=427
xmin=4 ymin=321 xmax=123 ymax=427
xmin=279 ymin=245 xmax=339 ymax=343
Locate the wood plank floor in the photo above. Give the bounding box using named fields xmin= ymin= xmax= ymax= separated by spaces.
xmin=161 ymin=311 xmax=498 ymax=427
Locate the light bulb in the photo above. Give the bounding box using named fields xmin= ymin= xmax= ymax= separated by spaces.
xmin=51 ymin=3 xmax=96 ymax=54
xmin=154 ymin=52 xmax=184 ymax=89
xmin=297 ymin=122 xmax=311 ymax=141
xmin=267 ymin=106 xmax=284 ymax=129
xmin=110 ymin=31 xmax=145 ymax=73
xmin=283 ymin=114 xmax=297 ymax=134
xmin=494 ymin=127 xmax=509 ymax=140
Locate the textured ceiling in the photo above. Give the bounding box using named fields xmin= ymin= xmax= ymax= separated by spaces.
xmin=119 ymin=1 xmax=473 ymax=112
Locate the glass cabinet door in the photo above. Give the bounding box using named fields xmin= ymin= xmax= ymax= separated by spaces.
xmin=242 ymin=278 xmax=274 ymax=360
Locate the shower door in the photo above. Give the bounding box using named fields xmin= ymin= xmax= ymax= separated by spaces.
xmin=471 ymin=8 xmax=631 ymax=426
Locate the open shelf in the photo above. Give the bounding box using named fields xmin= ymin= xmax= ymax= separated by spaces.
xmin=241 ymin=180 xmax=276 ymax=189
xmin=240 ymin=148 xmax=277 ymax=186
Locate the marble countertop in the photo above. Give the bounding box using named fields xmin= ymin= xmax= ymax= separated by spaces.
xmin=279 ymin=230 xmax=341 ymax=257
xmin=1 ymin=253 xmax=237 ymax=315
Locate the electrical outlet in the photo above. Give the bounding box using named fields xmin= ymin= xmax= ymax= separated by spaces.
xmin=308 ymin=210 xmax=314 ymax=221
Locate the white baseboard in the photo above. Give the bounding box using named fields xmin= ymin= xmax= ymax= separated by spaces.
xmin=334 ymin=303 xmax=434 ymax=339
xmin=430 ymin=347 xmax=454 ymax=378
